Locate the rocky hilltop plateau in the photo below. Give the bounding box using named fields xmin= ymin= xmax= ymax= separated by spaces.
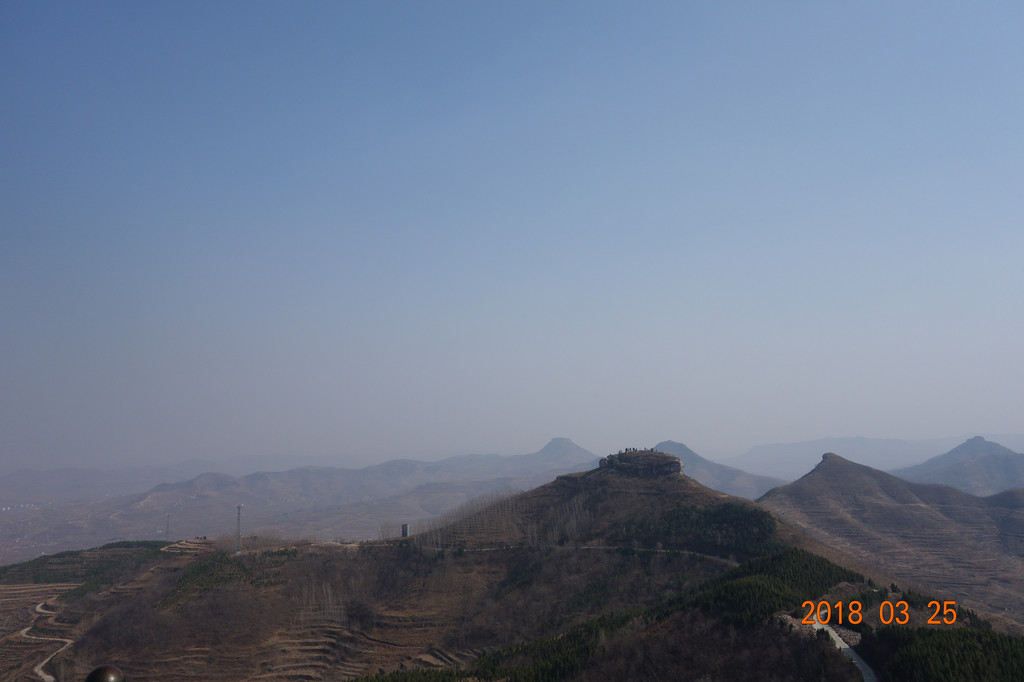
xmin=598 ymin=449 xmax=683 ymax=477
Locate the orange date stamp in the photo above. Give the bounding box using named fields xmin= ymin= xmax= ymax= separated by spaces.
xmin=801 ymin=600 xmax=958 ymax=626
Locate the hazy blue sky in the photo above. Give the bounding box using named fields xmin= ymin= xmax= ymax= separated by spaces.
xmin=2 ymin=2 xmax=1022 ymax=472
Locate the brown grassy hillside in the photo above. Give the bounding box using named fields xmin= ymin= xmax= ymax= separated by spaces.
xmin=760 ymin=452 xmax=1024 ymax=635
xmin=7 ymin=450 xmax=1014 ymax=681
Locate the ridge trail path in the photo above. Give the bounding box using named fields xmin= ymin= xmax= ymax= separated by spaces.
xmin=20 ymin=601 xmax=74 ymax=682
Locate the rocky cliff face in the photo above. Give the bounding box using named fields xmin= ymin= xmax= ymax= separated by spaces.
xmin=598 ymin=450 xmax=682 ymax=478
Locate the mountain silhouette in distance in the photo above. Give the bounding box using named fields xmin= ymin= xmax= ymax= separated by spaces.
xmin=0 ymin=438 xmax=597 ymax=566
xmin=891 ymin=436 xmax=1024 ymax=495
xmin=759 ymin=452 xmax=1024 ymax=634
xmin=654 ymin=440 xmax=787 ymax=499
xmin=726 ymin=436 xmax=971 ymax=480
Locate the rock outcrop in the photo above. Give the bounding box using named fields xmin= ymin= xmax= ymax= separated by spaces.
xmin=598 ymin=450 xmax=682 ymax=478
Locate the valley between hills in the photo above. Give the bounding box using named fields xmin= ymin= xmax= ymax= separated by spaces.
xmin=1 ymin=446 xmax=1024 ymax=681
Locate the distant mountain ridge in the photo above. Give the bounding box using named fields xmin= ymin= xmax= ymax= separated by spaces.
xmin=891 ymin=436 xmax=1024 ymax=495
xmin=0 ymin=438 xmax=597 ymax=507
xmin=759 ymin=452 xmax=1024 ymax=633
xmin=0 ymin=461 xmax=236 ymax=505
xmin=0 ymin=438 xmax=598 ymax=566
xmin=0 ymin=437 xmax=788 ymax=566
xmin=724 ymin=434 xmax=1024 ymax=480
xmin=726 ymin=436 xmax=969 ymax=480
xmin=654 ymin=440 xmax=786 ymax=499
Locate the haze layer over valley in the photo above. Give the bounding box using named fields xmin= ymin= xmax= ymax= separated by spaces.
xmin=0 ymin=436 xmax=786 ymax=566
xmin=6 ymin=432 xmax=1024 ymax=567
xmin=0 ymin=439 xmax=596 ymax=566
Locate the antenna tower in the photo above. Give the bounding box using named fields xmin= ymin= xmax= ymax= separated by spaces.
xmin=235 ymin=504 xmax=243 ymax=553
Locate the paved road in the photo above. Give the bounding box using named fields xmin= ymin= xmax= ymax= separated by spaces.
xmin=812 ymin=615 xmax=877 ymax=682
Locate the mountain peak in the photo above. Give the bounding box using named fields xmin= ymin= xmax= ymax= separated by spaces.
xmin=809 ymin=451 xmax=857 ymax=472
xmin=654 ymin=440 xmax=699 ymax=458
xmin=947 ymin=436 xmax=1015 ymax=456
xmin=535 ymin=438 xmax=591 ymax=460
xmin=653 ymin=440 xmax=787 ymax=499
xmin=903 ymin=436 xmax=1018 ymax=470
xmin=891 ymin=436 xmax=1023 ymax=495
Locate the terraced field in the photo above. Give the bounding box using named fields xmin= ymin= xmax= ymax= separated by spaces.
xmin=0 ymin=583 xmax=79 ymax=681
xmin=69 ymin=601 xmax=483 ymax=681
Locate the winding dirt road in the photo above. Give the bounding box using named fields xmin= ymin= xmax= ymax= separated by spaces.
xmin=19 ymin=601 xmax=74 ymax=682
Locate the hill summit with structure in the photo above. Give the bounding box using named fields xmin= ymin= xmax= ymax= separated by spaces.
xmin=598 ymin=448 xmax=682 ymax=477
